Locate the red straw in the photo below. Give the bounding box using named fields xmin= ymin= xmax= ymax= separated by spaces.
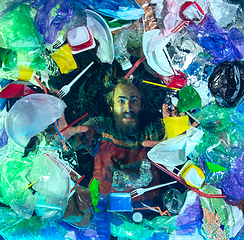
xmin=70 ymin=175 xmax=85 ymax=193
xmin=34 ymin=75 xmax=48 ymax=94
xmin=151 ymin=162 xmax=227 ymax=199
xmin=124 ymin=55 xmax=146 ymax=80
xmin=60 ymin=113 xmax=88 ymax=133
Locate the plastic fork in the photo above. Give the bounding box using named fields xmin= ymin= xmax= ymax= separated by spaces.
xmin=57 ymin=61 xmax=94 ymax=98
xmin=130 ymin=181 xmax=177 ymax=199
xmin=53 ymin=34 xmax=66 ymax=49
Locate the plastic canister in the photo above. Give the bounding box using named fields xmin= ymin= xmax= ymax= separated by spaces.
xmin=67 ymin=26 xmax=96 ymax=54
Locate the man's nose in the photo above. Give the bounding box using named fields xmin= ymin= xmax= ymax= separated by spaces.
xmin=124 ymin=101 xmax=131 ymax=112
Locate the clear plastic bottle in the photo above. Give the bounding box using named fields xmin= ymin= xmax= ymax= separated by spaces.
xmin=112 ymin=159 xmax=153 ymax=191
xmin=114 ymin=29 xmax=132 ymax=71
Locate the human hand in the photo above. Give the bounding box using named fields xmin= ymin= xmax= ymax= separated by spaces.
xmin=142 ymin=104 xmax=198 ymax=148
xmin=58 ymin=115 xmax=88 ymax=140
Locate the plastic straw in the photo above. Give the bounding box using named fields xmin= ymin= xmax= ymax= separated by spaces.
xmin=70 ymin=175 xmax=85 ymax=193
xmin=59 ymin=113 xmax=88 ymax=133
xmin=142 ymin=80 xmax=181 ymax=91
xmin=151 ymin=162 xmax=227 ymax=198
xmin=34 ymin=75 xmax=48 ymax=94
xmin=124 ymin=55 xmax=146 ymax=80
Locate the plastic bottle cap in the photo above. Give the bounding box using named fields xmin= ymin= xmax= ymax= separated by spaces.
xmin=132 ymin=212 xmax=143 ymax=222
xmin=121 ymin=60 xmax=132 ymax=71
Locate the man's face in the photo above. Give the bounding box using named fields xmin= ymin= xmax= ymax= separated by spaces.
xmin=111 ymin=83 xmax=142 ymax=136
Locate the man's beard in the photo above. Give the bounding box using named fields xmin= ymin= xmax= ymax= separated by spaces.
xmin=113 ymin=111 xmax=140 ymax=137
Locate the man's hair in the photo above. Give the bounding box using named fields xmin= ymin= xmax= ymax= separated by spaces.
xmin=105 ymin=77 xmax=145 ymax=107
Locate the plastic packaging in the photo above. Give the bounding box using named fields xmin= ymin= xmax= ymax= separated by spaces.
xmin=179 ymin=162 xmax=205 ymax=189
xmin=89 ymin=178 xmax=100 ymax=213
xmin=0 ymin=83 xmax=36 ymax=98
xmin=208 ymin=61 xmax=244 ymax=107
xmin=1 ymin=4 xmax=43 ymax=52
xmin=110 ymin=212 xmax=178 ymax=239
xmin=200 ymin=185 xmax=244 ymax=239
xmin=81 ymin=0 xmax=144 ymax=20
xmin=163 ymin=115 xmax=191 ymax=139
xmin=176 ymin=191 xmax=203 ymax=235
xmin=51 ymin=44 xmax=78 ymax=74
xmin=0 ymin=47 xmax=17 ymax=71
xmin=177 ymin=85 xmax=202 ymax=113
xmin=187 ymin=14 xmax=244 ymax=64
xmin=148 ymin=127 xmax=204 ymax=170
xmin=33 ymin=0 xmax=75 ymax=44
xmin=62 ymin=185 xmax=92 ymax=228
xmin=112 ymin=160 xmax=153 ymax=191
xmin=216 ymin=149 xmax=244 ymax=203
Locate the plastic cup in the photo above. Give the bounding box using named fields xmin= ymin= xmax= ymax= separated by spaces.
xmin=0 ymin=47 xmax=17 ymax=71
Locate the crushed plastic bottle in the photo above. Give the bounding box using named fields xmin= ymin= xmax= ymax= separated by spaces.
xmin=112 ymin=159 xmax=153 ymax=191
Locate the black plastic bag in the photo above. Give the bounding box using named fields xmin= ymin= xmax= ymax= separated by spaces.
xmin=208 ymin=61 xmax=244 ymax=107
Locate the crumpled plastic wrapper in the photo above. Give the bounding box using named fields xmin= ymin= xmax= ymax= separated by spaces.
xmin=136 ymin=0 xmax=158 ymax=31
xmin=62 ymin=185 xmax=92 ymax=228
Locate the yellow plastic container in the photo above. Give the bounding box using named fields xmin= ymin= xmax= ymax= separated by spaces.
xmin=180 ymin=162 xmax=205 ymax=189
xmin=18 ymin=65 xmax=34 ymax=81
xmin=163 ymin=115 xmax=191 ymax=139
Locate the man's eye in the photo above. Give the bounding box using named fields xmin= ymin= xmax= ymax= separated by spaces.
xmin=118 ymin=99 xmax=125 ymax=104
xmin=131 ymin=99 xmax=137 ymax=103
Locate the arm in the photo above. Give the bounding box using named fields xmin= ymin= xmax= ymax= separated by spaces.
xmin=58 ymin=115 xmax=100 ymax=154
xmin=58 ymin=115 xmax=89 ymax=140
xmin=142 ymin=104 xmax=198 ymax=147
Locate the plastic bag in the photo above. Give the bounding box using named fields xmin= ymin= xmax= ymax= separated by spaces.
xmin=200 ymin=185 xmax=244 ymax=239
xmin=62 ymin=185 xmax=92 ymax=228
xmin=81 ymin=0 xmax=144 ymax=20
xmin=1 ymin=4 xmax=43 ymax=52
xmin=176 ymin=191 xmax=203 ymax=235
xmin=33 ymin=0 xmax=75 ymax=44
xmin=187 ymin=14 xmax=244 ymax=64
xmin=5 ymin=93 xmax=66 ymax=147
xmin=147 ymin=127 xmax=204 ymax=171
xmin=208 ymin=61 xmax=244 ymax=107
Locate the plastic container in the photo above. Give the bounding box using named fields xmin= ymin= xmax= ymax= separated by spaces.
xmin=67 ymin=26 xmax=96 ymax=54
xmin=108 ymin=193 xmax=133 ymax=212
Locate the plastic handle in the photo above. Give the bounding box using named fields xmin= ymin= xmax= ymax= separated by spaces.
xmin=68 ymin=61 xmax=94 ymax=87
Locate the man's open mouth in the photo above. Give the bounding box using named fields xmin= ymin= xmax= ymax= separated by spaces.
xmin=122 ymin=112 xmax=136 ymax=122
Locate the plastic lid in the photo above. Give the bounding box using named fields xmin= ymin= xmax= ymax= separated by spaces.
xmin=121 ymin=59 xmax=132 ymax=71
xmin=132 ymin=212 xmax=143 ymax=222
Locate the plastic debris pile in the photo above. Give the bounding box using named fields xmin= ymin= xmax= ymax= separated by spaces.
xmin=0 ymin=0 xmax=244 ymax=239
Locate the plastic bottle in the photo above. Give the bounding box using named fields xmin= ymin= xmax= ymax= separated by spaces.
xmin=139 ymin=160 xmax=153 ymax=187
xmin=114 ymin=29 xmax=132 ymax=71
xmin=112 ymin=160 xmax=153 ymax=190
